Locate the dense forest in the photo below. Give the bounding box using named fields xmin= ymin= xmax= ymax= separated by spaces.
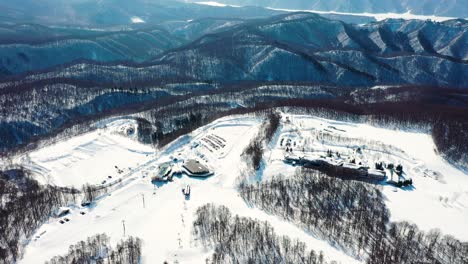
xmin=46 ymin=233 xmax=142 ymax=264
xmin=239 ymin=168 xmax=468 ymax=264
xmin=0 ymin=168 xmax=79 ymax=263
xmin=193 ymin=204 xmax=330 ymax=264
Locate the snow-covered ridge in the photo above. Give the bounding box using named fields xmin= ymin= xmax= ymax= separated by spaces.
xmin=194 ymin=1 xmax=463 ymax=22
xmin=267 ymin=8 xmax=459 ymax=22
xmin=194 ymin=1 xmax=240 ymax=7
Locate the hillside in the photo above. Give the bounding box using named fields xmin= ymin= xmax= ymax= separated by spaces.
xmin=2 ymin=113 xmax=467 ymax=263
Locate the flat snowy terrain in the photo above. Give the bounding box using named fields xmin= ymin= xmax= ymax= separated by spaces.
xmin=12 ymin=113 xmax=468 ymax=263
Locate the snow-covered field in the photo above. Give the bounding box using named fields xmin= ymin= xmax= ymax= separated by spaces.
xmin=11 ymin=113 xmax=468 ymax=263
xmin=22 ymin=119 xmax=154 ymax=187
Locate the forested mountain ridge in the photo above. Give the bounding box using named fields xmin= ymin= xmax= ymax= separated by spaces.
xmin=0 ymin=27 xmax=184 ymax=75
xmin=0 ymin=18 xmax=250 ymax=76
xmin=0 ymin=17 xmax=269 ymax=75
xmin=2 ymin=13 xmax=466 ymax=88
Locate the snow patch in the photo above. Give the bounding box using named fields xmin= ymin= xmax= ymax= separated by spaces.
xmin=194 ymin=1 xmax=240 ymax=7
xmin=131 ymin=16 xmax=145 ymax=24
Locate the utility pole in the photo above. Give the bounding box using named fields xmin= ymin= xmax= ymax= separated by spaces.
xmin=122 ymin=220 xmax=126 ymax=237
xmin=141 ymin=193 xmax=145 ymax=208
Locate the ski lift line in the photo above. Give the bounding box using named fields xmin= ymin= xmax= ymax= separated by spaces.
xmin=92 ymin=157 xmax=158 ymax=202
xmin=122 ymin=220 xmax=126 ymax=237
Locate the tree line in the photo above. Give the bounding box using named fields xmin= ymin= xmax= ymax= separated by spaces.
xmin=46 ymin=233 xmax=142 ymax=264
xmin=243 ymin=112 xmax=281 ymax=171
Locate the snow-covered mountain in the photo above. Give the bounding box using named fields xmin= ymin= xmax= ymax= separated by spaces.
xmin=0 ymin=18 xmax=251 ymax=75
xmin=3 ymin=13 xmax=466 ymax=87
xmin=0 ymin=0 xmax=281 ymax=26
xmin=205 ymin=0 xmax=468 ymax=18
xmin=0 ymin=27 xmax=184 ymax=75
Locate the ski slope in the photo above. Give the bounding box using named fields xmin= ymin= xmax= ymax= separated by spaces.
xmin=22 ymin=119 xmax=154 ymax=187
xmin=14 ymin=113 xmax=468 ymax=263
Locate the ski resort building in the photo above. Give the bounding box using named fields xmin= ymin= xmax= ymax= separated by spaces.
xmin=284 ymin=155 xmax=386 ymax=182
xmin=183 ymin=159 xmax=213 ymax=177
xmin=151 ymin=162 xmax=173 ymax=182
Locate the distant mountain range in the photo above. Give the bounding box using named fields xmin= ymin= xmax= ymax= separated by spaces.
xmin=209 ymin=0 xmax=468 ymax=18
xmin=0 ymin=0 xmax=281 ymax=26
xmin=3 ymin=13 xmax=466 ymax=88
xmin=0 ymin=18 xmax=251 ymax=75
